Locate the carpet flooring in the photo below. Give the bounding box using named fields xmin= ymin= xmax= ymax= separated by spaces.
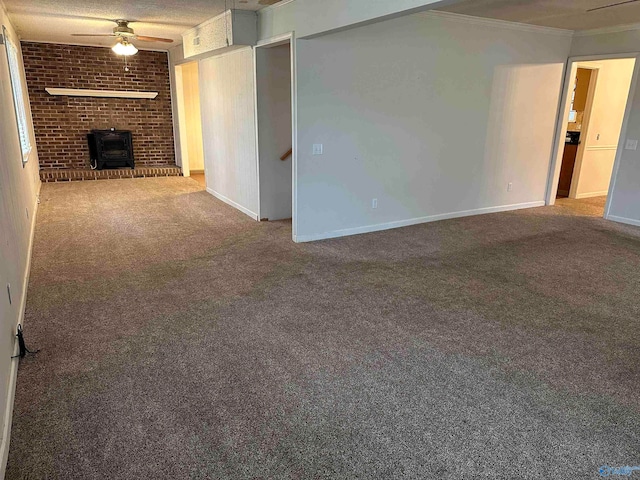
xmin=7 ymin=181 xmax=640 ymax=479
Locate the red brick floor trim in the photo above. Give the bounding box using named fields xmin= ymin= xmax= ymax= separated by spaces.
xmin=40 ymin=166 xmax=182 ymax=183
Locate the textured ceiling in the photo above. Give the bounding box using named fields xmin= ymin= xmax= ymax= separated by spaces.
xmin=436 ymin=0 xmax=640 ymax=31
xmin=3 ymin=0 xmax=277 ymax=51
xmin=12 ymin=0 xmax=640 ymax=52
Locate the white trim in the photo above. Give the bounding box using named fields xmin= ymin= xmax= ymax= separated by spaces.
xmin=0 ymin=186 xmax=40 ymax=478
xmin=545 ymin=59 xmax=574 ymax=205
xmin=584 ymin=144 xmax=618 ymax=151
xmin=173 ymin=64 xmax=190 ymax=177
xmin=168 ymin=51 xmax=183 ymax=171
xmin=258 ymin=0 xmax=295 ymax=14
xmin=418 ymin=11 xmax=573 ymax=37
xmin=175 ymin=45 xmax=250 ymax=65
xmin=569 ymin=53 xmax=640 ymax=62
xmin=575 ymin=191 xmax=609 ymax=199
xmin=254 ymin=32 xmax=295 ymax=227
xmin=294 ymin=201 xmax=545 ymax=243
xmin=45 ymin=88 xmax=158 ymax=99
xmin=608 ymin=215 xmax=640 ymax=227
xmin=290 ymin=34 xmax=298 ymax=242
xmin=256 ymin=32 xmax=293 ymax=47
xmin=205 ymin=187 xmax=259 ymax=220
xmin=252 ymin=46 xmax=261 ymax=220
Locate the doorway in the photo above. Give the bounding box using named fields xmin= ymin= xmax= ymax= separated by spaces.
xmin=175 ymin=61 xmax=205 ymax=186
xmin=255 ymin=38 xmax=293 ymax=222
xmin=549 ymin=56 xmax=637 ymax=217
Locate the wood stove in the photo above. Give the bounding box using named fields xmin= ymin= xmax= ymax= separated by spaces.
xmin=87 ymin=129 xmax=134 ymax=170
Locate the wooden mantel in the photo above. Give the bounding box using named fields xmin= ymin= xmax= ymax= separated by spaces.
xmin=45 ymin=88 xmax=158 ymax=99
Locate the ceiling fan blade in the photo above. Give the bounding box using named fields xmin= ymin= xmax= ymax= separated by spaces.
xmin=135 ymin=35 xmax=174 ymax=43
xmin=259 ymin=0 xmax=281 ymax=4
xmin=71 ymin=33 xmax=116 ymax=37
xmin=587 ymin=0 xmax=640 ymax=12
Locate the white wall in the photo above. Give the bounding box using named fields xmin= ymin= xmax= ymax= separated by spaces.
xmin=570 ymin=29 xmax=640 ymax=225
xmin=199 ymin=47 xmax=259 ymax=219
xmin=294 ymin=12 xmax=572 ymax=241
xmin=572 ymin=59 xmax=635 ymax=199
xmin=256 ymin=43 xmax=292 ymax=221
xmin=0 ymin=3 xmax=41 ymax=475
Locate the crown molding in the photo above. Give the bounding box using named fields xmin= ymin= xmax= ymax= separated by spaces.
xmin=418 ymin=11 xmax=574 ymax=37
xmin=574 ymin=22 xmax=640 ymax=37
xmin=259 ymin=0 xmax=295 ymax=15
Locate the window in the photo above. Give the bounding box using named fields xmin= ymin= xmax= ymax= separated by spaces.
xmin=3 ymin=25 xmax=31 ymax=163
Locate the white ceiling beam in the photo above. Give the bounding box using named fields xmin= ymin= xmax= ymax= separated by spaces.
xmin=257 ymin=0 xmax=463 ymax=40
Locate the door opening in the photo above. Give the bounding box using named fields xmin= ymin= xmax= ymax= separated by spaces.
xmin=255 ymin=39 xmax=293 ymax=223
xmin=175 ymin=61 xmax=205 ymax=187
xmin=557 ymin=67 xmax=593 ymax=198
xmin=549 ymin=56 xmax=637 ymax=217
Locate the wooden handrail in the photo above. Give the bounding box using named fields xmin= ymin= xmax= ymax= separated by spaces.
xmin=280 ymin=148 xmax=292 ymax=161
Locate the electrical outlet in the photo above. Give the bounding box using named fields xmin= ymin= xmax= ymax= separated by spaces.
xmin=596 ymin=133 xmax=600 ymax=141
xmin=312 ymin=144 xmax=323 ymax=155
xmin=625 ymin=139 xmax=638 ymax=151
xmin=193 ymin=37 xmax=200 ymax=46
xmin=507 ymin=182 xmax=513 ymax=192
xmin=372 ymin=198 xmax=378 ymax=209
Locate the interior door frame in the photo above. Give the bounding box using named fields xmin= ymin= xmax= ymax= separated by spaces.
xmin=254 ymin=31 xmax=297 ymax=239
xmin=173 ymin=63 xmax=191 ymax=177
xmin=567 ymin=63 xmax=599 ymax=199
xmin=545 ymin=52 xmax=640 ymax=218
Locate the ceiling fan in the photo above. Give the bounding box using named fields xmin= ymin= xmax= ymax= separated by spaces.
xmin=71 ymin=20 xmax=174 ymax=44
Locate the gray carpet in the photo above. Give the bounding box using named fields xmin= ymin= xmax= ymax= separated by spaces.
xmin=7 ymin=181 xmax=640 ymax=479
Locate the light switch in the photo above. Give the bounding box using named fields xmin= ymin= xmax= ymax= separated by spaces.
xmin=625 ymin=139 xmax=638 ymax=151
xmin=312 ymin=144 xmax=323 ymax=155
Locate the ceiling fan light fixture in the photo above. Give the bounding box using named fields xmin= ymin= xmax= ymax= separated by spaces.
xmin=112 ymin=39 xmax=138 ymax=56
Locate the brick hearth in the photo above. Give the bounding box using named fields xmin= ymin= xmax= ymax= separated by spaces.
xmin=40 ymin=166 xmax=182 ymax=182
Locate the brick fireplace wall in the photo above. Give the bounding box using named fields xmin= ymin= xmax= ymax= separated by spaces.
xmin=21 ymin=42 xmax=175 ymax=170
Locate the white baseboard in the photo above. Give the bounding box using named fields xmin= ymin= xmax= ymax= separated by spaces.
xmin=0 ymin=187 xmax=40 ymax=478
xmin=205 ymin=187 xmax=259 ymax=220
xmin=293 ymin=201 xmax=545 ymax=243
xmin=607 ymin=215 xmax=640 ymax=228
xmin=575 ymin=191 xmax=608 ymax=199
